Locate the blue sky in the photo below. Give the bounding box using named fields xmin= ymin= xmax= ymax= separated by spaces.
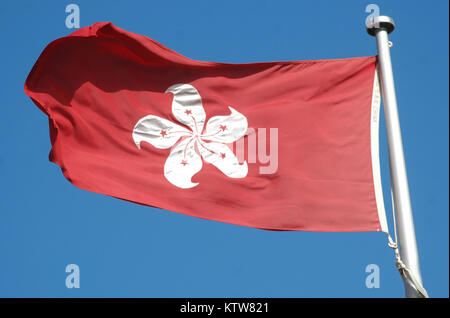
xmin=0 ymin=0 xmax=448 ymax=297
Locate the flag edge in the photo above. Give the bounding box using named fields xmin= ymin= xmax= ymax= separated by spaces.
xmin=371 ymin=67 xmax=389 ymax=233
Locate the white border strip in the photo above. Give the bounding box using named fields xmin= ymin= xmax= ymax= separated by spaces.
xmin=371 ymin=69 xmax=389 ymax=233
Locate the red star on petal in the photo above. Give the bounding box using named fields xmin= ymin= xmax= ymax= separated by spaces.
xmin=160 ymin=130 xmax=167 ymax=137
xmin=220 ymin=153 xmax=226 ymax=159
xmin=181 ymin=160 xmax=188 ymax=166
xmin=219 ymin=125 xmax=227 ymax=131
xmin=185 ymin=109 xmax=192 ymax=115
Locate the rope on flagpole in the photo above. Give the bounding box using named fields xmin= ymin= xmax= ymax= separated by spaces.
xmin=387 ymin=189 xmax=429 ymax=298
xmin=387 ymin=237 xmax=429 ymax=298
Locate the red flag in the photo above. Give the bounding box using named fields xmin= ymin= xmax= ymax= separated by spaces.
xmin=25 ymin=22 xmax=387 ymax=232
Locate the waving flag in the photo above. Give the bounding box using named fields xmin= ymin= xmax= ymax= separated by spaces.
xmin=25 ymin=22 xmax=387 ymax=232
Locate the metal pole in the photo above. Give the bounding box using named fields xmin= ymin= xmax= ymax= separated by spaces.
xmin=366 ymin=16 xmax=424 ymax=298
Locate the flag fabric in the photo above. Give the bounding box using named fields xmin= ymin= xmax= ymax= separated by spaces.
xmin=25 ymin=22 xmax=388 ymax=232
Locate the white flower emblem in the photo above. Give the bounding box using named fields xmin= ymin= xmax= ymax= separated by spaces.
xmin=132 ymin=84 xmax=248 ymax=189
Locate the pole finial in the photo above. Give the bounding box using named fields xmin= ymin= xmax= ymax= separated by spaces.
xmin=366 ymin=15 xmax=395 ymax=36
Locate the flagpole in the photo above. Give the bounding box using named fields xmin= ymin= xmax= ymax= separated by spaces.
xmin=366 ymin=16 xmax=425 ymax=298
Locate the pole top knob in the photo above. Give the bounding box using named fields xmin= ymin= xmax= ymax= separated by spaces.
xmin=366 ymin=16 xmax=395 ymax=36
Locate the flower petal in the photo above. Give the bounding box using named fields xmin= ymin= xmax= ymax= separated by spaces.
xmin=197 ymin=140 xmax=248 ymax=178
xmin=133 ymin=115 xmax=192 ymax=149
xmin=201 ymin=107 xmax=248 ymax=143
xmin=166 ymin=83 xmax=206 ymax=134
xmin=164 ymin=137 xmax=202 ymax=189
